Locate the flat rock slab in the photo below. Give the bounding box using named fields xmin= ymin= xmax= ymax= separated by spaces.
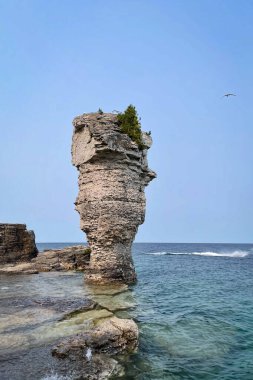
xmin=0 ymin=263 xmax=38 ymax=274
xmin=1 ymin=295 xmax=96 ymax=317
xmin=0 ymin=245 xmax=90 ymax=274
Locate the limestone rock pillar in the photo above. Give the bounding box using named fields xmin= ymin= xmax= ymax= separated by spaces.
xmin=72 ymin=113 xmax=156 ymax=284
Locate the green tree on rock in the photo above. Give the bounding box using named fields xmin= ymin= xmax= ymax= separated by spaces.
xmin=117 ymin=105 xmax=143 ymax=149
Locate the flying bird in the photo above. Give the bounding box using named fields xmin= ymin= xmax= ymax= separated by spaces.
xmin=223 ymin=93 xmax=236 ymax=98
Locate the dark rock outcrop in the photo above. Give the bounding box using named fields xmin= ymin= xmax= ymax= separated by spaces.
xmin=72 ymin=112 xmax=156 ymax=284
xmin=0 ymin=223 xmax=38 ymax=264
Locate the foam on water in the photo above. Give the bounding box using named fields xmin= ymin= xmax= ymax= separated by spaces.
xmin=146 ymin=250 xmax=249 ymax=258
xmin=146 ymin=251 xmax=167 ymax=255
xmin=191 ymin=250 xmax=249 ymax=257
xmin=86 ymin=347 xmax=92 ymax=361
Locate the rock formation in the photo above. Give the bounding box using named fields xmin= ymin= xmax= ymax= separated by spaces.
xmin=32 ymin=245 xmax=90 ymax=272
xmin=52 ymin=316 xmax=138 ymax=378
xmin=52 ymin=316 xmax=138 ymax=358
xmin=72 ymin=112 xmax=156 ymax=284
xmin=0 ymin=245 xmax=90 ymax=274
xmin=0 ymin=223 xmax=38 ymax=264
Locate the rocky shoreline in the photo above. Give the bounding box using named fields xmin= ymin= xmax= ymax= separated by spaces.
xmin=0 ymin=109 xmax=157 ymax=379
xmin=52 ymin=316 xmax=138 ymax=379
xmin=0 ymin=245 xmax=90 ymax=274
xmin=0 ymin=270 xmax=138 ymax=379
xmin=0 ymin=246 xmax=139 ymax=379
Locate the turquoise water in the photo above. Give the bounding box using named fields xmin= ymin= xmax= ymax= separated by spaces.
xmin=125 ymin=243 xmax=253 ymax=380
xmin=1 ymin=243 xmax=253 ymax=379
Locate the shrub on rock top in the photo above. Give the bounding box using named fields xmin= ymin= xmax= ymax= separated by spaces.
xmin=117 ymin=105 xmax=144 ymax=149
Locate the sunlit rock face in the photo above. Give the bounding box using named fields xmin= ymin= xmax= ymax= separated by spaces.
xmin=72 ymin=112 xmax=156 ymax=284
xmin=0 ymin=223 xmax=38 ymax=264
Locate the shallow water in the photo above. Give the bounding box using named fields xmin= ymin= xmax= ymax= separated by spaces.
xmin=1 ymin=243 xmax=253 ymax=379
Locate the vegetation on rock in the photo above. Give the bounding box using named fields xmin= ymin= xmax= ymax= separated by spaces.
xmin=84 ymin=247 xmax=91 ymax=255
xmin=117 ymin=105 xmax=144 ymax=149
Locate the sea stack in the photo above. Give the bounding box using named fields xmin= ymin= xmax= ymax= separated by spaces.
xmin=72 ymin=111 xmax=156 ymax=284
xmin=0 ymin=223 xmax=38 ymax=264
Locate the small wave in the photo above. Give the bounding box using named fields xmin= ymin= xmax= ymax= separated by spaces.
xmin=145 ymin=250 xmax=249 ymax=258
xmin=191 ymin=250 xmax=249 ymax=258
xmin=146 ymin=251 xmax=168 ymax=255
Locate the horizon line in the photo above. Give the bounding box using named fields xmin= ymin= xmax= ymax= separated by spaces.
xmin=36 ymin=241 xmax=253 ymax=245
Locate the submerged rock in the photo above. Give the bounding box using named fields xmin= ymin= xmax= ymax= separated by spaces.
xmin=33 ymin=296 xmax=97 ymax=315
xmin=72 ymin=112 xmax=156 ymax=284
xmin=0 ymin=224 xmax=38 ymax=264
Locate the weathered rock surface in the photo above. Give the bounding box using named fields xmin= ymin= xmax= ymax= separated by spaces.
xmin=0 ymin=245 xmax=90 ymax=274
xmin=32 ymin=245 xmax=90 ymax=272
xmin=0 ymin=262 xmax=39 ymax=274
xmin=52 ymin=316 xmax=138 ymax=358
xmin=50 ymin=316 xmax=138 ymax=380
xmin=54 ymin=351 xmax=124 ymax=380
xmin=51 ymin=315 xmax=138 ymax=379
xmin=0 ymin=224 xmax=38 ymax=264
xmin=72 ymin=112 xmax=156 ymax=284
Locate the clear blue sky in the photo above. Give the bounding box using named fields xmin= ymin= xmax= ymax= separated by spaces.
xmin=0 ymin=0 xmax=252 ymax=243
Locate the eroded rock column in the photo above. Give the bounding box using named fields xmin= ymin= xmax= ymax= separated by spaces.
xmin=72 ymin=113 xmax=156 ymax=284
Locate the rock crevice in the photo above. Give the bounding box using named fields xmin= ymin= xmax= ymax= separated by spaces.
xmin=72 ymin=112 xmax=156 ymax=284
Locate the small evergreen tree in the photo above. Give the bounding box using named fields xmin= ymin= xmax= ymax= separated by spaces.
xmin=98 ymin=108 xmax=103 ymax=114
xmin=117 ymin=105 xmax=143 ymax=149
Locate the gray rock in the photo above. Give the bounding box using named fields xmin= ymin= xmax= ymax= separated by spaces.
xmin=0 ymin=262 xmax=38 ymax=274
xmin=0 ymin=224 xmax=38 ymax=264
xmin=33 ymin=245 xmax=90 ymax=272
xmin=71 ymin=112 xmax=156 ymax=284
xmin=51 ymin=315 xmax=138 ymax=379
xmin=55 ymin=352 xmax=124 ymax=380
xmin=52 ymin=316 xmax=138 ymax=357
xmin=0 ymin=245 xmax=90 ymax=274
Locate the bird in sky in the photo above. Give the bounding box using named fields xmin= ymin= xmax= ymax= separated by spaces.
xmin=223 ymin=93 xmax=236 ymax=98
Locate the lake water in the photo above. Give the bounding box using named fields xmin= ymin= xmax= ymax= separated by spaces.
xmin=1 ymin=243 xmax=253 ymax=379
